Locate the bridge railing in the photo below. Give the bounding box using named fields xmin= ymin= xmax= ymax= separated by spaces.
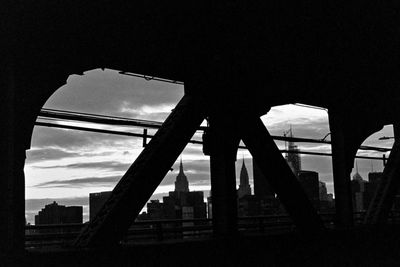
xmin=25 ymin=211 xmax=400 ymax=248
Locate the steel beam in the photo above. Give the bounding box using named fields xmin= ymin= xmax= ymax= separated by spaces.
xmin=0 ymin=64 xmax=26 ymax=261
xmin=208 ymin=114 xmax=240 ymax=237
xmin=239 ymin=114 xmax=324 ymax=233
xmin=329 ymin=113 xmax=354 ymax=228
xmin=364 ymin=124 xmax=400 ymax=225
xmin=74 ymin=95 xmax=205 ymax=247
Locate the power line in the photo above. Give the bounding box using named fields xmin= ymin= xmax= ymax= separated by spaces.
xmin=35 ymin=121 xmax=203 ymax=146
xmin=37 ymin=108 xmax=391 ymax=153
xmin=34 ymin=121 xmax=388 ymax=161
xmin=40 ymin=108 xmax=164 ymax=129
xmin=39 ymin=108 xmax=208 ymax=131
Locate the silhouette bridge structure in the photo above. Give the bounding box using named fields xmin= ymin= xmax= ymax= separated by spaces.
xmin=4 ymin=1 xmax=400 ymax=266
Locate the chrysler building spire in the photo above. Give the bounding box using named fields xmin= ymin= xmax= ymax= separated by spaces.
xmin=238 ymin=157 xmax=251 ymax=198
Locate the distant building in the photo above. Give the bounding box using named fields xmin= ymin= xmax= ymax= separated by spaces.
xmin=182 ymin=206 xmax=194 ymax=223
xmin=175 ymin=159 xmax=189 ymax=193
xmin=161 ymin=191 xmax=207 ymax=220
xmin=145 ymin=160 xmax=206 ymax=221
xmin=147 ymin=199 xmax=165 ymax=220
xmin=351 ymin=166 xmax=366 ymax=212
xmin=319 ymin=181 xmax=334 ymax=211
xmin=319 ymin=181 xmax=328 ymax=201
xmin=252 ymin=158 xmax=275 ymax=198
xmin=207 ymin=196 xmax=212 ymax=219
xmin=251 ymin=158 xmax=279 ymax=216
xmin=365 ymin=172 xmax=383 ymax=210
xmin=364 ymin=171 xmax=400 ymax=211
xmin=297 ymin=170 xmax=320 ymax=210
xmin=89 ymin=191 xmax=112 ymax=221
xmin=238 ymin=195 xmax=260 ymax=217
xmin=34 ymin=201 xmax=82 ymax=225
xmin=285 ymin=128 xmax=301 ymax=175
xmin=237 ymin=158 xmax=251 ymax=199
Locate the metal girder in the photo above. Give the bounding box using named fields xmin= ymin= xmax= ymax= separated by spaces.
xmin=329 ymin=111 xmax=384 ymax=228
xmin=364 ymin=130 xmax=400 ymax=225
xmin=208 ymin=114 xmax=240 ymax=237
xmin=0 ymin=65 xmax=26 ymax=259
xmin=239 ymin=114 xmax=325 ymax=233
xmin=74 ymin=95 xmax=206 ymax=247
xmin=329 ymin=113 xmax=354 ymax=228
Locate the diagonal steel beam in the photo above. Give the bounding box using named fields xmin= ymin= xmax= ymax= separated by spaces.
xmin=74 ymin=95 xmax=206 ymax=247
xmin=239 ymin=114 xmax=325 ymax=233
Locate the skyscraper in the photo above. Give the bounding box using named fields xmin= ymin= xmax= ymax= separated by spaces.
xmin=175 ymin=159 xmax=189 ymax=192
xmin=145 ymin=159 xmax=207 ymax=221
xmin=284 ymin=128 xmax=301 ymax=175
xmin=364 ymin=172 xmax=383 ymax=210
xmin=319 ymin=181 xmax=334 ymax=211
xmin=89 ymin=191 xmax=112 ymax=221
xmin=297 ymin=170 xmax=320 ymax=210
xmin=351 ymin=162 xmax=366 ymax=212
xmin=238 ymin=158 xmax=251 ymax=198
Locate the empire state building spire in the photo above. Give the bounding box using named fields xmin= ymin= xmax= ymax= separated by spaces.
xmin=175 ymin=158 xmax=189 ymax=192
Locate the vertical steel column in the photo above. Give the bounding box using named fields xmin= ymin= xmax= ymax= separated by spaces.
xmin=329 ymin=112 xmax=354 ymax=228
xmin=0 ymin=64 xmax=25 ymax=259
xmin=209 ymin=114 xmax=240 ymax=238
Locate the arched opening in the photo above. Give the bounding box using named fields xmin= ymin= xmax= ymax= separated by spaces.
xmin=235 ymin=103 xmax=333 ymax=226
xmin=351 ymin=125 xmax=394 ymax=222
xmin=24 ymin=68 xmax=211 ymax=230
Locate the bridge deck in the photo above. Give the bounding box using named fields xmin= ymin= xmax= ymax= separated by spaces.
xmin=17 ymin=227 xmax=400 ymax=267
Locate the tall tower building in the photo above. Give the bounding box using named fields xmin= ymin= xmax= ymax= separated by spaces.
xmin=238 ymin=158 xmax=252 ymax=198
xmin=284 ymin=127 xmax=301 ymax=175
xmin=351 ymin=162 xmax=366 ymax=212
xmin=175 ymin=159 xmax=189 ymax=192
xmin=89 ymin=191 xmax=112 ymax=221
xmin=297 ymin=170 xmax=320 ymax=210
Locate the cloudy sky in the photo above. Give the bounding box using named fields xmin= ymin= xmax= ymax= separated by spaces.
xmin=24 ymin=69 xmax=394 ymax=224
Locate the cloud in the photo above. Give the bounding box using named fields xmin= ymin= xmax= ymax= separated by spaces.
xmin=26 ymin=147 xmax=81 ymax=163
xmin=34 ymin=175 xmax=121 ymax=188
xmin=265 ymin=118 xmax=330 ymax=140
xmin=30 ymin=126 xmax=141 ymax=151
xmin=43 ymin=69 xmax=183 ymax=120
xmin=31 ymin=157 xmax=212 ymax=188
xmin=119 ymin=102 xmax=175 ymax=120
xmin=32 ymin=161 xmax=131 ymax=173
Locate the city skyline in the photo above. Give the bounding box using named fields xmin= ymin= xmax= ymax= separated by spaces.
xmin=24 ymin=68 xmax=393 ymax=224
